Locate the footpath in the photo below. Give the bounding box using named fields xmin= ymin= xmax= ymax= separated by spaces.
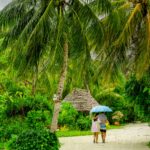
xmin=59 ymin=123 xmax=150 ymax=150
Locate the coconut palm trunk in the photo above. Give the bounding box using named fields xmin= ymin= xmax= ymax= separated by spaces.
xmin=50 ymin=37 xmax=68 ymax=132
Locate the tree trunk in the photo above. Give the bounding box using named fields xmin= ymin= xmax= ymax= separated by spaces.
xmin=50 ymin=37 xmax=68 ymax=132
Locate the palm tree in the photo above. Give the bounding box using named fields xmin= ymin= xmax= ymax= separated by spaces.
xmin=1 ymin=0 xmax=149 ymax=132
xmin=0 ymin=0 xmax=110 ymax=132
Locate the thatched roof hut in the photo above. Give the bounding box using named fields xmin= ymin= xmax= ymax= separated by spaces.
xmin=63 ymin=88 xmax=99 ymax=112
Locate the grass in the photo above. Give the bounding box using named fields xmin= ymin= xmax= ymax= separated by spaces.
xmin=57 ymin=125 xmax=124 ymax=137
xmin=57 ymin=130 xmax=92 ymax=137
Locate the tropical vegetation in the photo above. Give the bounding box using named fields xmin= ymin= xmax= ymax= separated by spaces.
xmin=0 ymin=0 xmax=150 ymax=149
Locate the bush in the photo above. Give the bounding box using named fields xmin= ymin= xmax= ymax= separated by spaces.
xmin=76 ymin=115 xmax=91 ymax=130
xmin=112 ymin=111 xmax=124 ymax=125
xmin=4 ymin=94 xmax=53 ymax=117
xmin=26 ymin=110 xmax=51 ymax=128
xmin=9 ymin=128 xmax=60 ymax=150
xmin=0 ymin=94 xmax=53 ymax=142
xmin=125 ymin=74 xmax=150 ymax=121
xmin=0 ymin=117 xmax=27 ymax=141
xmin=58 ymin=102 xmax=78 ymax=129
xmin=0 ymin=94 xmax=7 ymax=118
xmin=112 ymin=111 xmax=124 ymax=122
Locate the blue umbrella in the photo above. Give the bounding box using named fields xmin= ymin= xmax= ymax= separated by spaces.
xmin=90 ymin=105 xmax=112 ymax=113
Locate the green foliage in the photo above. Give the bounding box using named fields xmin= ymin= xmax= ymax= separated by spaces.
xmin=0 ymin=80 xmax=53 ymax=143
xmin=26 ymin=110 xmax=51 ymax=129
xmin=0 ymin=94 xmax=7 ymax=118
xmin=125 ymin=74 xmax=150 ymax=121
xmin=4 ymin=94 xmax=52 ymax=117
xmin=95 ymin=87 xmax=126 ymax=112
xmin=4 ymin=80 xmax=26 ymax=96
xmin=58 ymin=102 xmax=78 ymax=129
xmin=58 ymin=102 xmax=92 ymax=130
xmin=0 ymin=2 xmax=150 ymax=150
xmin=9 ymin=128 xmax=60 ymax=150
xmin=0 ymin=117 xmax=27 ymax=142
xmin=76 ymin=115 xmax=91 ymax=131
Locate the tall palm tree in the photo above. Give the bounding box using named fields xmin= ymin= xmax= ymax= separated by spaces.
xmin=0 ymin=0 xmax=110 ymax=132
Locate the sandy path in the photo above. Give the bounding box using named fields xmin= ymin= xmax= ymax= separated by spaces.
xmin=59 ymin=123 xmax=150 ymax=150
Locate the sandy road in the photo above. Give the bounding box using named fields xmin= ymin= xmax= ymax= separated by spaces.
xmin=59 ymin=123 xmax=150 ymax=150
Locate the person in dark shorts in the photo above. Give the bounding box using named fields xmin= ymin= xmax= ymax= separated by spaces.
xmin=98 ymin=112 xmax=108 ymax=143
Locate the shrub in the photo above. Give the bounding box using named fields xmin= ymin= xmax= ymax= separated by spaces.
xmin=112 ymin=111 xmax=124 ymax=122
xmin=59 ymin=125 xmax=69 ymax=131
xmin=0 ymin=117 xmax=27 ymax=141
xmin=0 ymin=94 xmax=7 ymax=118
xmin=58 ymin=102 xmax=78 ymax=129
xmin=76 ymin=115 xmax=91 ymax=130
xmin=9 ymin=128 xmax=60 ymax=150
xmin=125 ymin=74 xmax=150 ymax=121
xmin=4 ymin=94 xmax=53 ymax=117
xmin=26 ymin=110 xmax=51 ymax=128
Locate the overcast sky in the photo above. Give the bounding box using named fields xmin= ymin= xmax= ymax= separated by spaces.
xmin=0 ymin=0 xmax=11 ymax=10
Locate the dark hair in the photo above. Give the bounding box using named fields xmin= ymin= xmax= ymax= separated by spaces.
xmin=94 ymin=118 xmax=97 ymax=121
xmin=93 ymin=115 xmax=98 ymax=121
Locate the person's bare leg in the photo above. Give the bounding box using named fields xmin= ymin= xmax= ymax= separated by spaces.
xmin=101 ymin=132 xmax=105 ymax=143
xmin=103 ymin=132 xmax=106 ymax=143
xmin=93 ymin=133 xmax=96 ymax=143
xmin=96 ymin=132 xmax=99 ymax=143
xmin=100 ymin=132 xmax=103 ymax=142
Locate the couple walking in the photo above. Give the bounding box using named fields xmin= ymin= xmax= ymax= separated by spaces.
xmin=91 ymin=112 xmax=108 ymax=143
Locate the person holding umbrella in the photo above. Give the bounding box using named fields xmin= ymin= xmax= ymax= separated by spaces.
xmin=98 ymin=112 xmax=108 ymax=143
xmin=90 ymin=105 xmax=112 ymax=143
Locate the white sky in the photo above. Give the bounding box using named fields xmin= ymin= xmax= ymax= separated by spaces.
xmin=0 ymin=0 xmax=12 ymax=10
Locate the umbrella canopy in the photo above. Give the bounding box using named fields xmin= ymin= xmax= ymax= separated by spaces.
xmin=90 ymin=105 xmax=112 ymax=113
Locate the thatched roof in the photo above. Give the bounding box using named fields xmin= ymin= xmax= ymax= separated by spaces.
xmin=63 ymin=88 xmax=99 ymax=112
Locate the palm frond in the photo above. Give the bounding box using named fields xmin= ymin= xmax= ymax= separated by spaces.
xmin=135 ymin=11 xmax=150 ymax=78
xmin=73 ymin=1 xmax=105 ymax=51
xmin=6 ymin=7 xmax=51 ymax=73
xmin=88 ymin=0 xmax=112 ymax=14
xmin=47 ymin=6 xmax=64 ymax=72
xmin=111 ymin=0 xmax=127 ymax=8
xmin=0 ymin=0 xmax=34 ymax=29
xmin=98 ymin=2 xmax=131 ymax=51
xmin=114 ymin=3 xmax=142 ymax=46
xmin=13 ymin=0 xmax=57 ymax=71
xmin=97 ymin=2 xmax=149 ymax=83
xmin=1 ymin=8 xmax=35 ymax=50
xmin=37 ymin=71 xmax=51 ymax=94
xmin=104 ymin=3 xmax=143 ymax=70
xmin=68 ymin=9 xmax=88 ymax=58
xmin=117 ymin=2 xmax=131 ymax=10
